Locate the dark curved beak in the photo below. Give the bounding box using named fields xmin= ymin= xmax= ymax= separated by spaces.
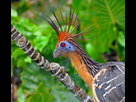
xmin=53 ymin=48 xmax=63 ymax=59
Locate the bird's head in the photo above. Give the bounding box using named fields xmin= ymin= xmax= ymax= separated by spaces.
xmin=53 ymin=40 xmax=74 ymax=58
xmin=41 ymin=9 xmax=92 ymax=59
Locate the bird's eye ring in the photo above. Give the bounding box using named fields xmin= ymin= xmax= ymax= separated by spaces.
xmin=60 ymin=43 xmax=66 ymax=47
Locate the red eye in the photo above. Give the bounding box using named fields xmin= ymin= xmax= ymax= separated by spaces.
xmin=60 ymin=43 xmax=66 ymax=47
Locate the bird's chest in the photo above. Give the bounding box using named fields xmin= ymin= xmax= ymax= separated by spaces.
xmin=76 ymin=65 xmax=93 ymax=88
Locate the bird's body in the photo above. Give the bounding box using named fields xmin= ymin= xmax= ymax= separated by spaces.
xmin=93 ymin=62 xmax=125 ymax=102
xmin=42 ymin=9 xmax=125 ymax=102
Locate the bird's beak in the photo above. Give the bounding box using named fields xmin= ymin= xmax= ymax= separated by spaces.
xmin=53 ymin=48 xmax=63 ymax=58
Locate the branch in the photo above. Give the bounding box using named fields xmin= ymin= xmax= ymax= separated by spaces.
xmin=11 ymin=24 xmax=93 ymax=102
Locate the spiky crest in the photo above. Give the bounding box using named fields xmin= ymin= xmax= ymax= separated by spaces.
xmin=41 ymin=9 xmax=93 ymax=47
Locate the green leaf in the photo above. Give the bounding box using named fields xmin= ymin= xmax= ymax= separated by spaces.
xmin=117 ymin=31 xmax=125 ymax=47
xmin=24 ymin=56 xmax=32 ymax=63
xmin=29 ymin=82 xmax=54 ymax=102
xmin=11 ymin=62 xmax=13 ymax=77
xmin=85 ymin=42 xmax=105 ymax=62
xmin=11 ymin=9 xmax=19 ymax=22
xmin=33 ymin=30 xmax=42 ymax=36
xmin=72 ymin=0 xmax=81 ymax=12
xmin=16 ymin=56 xmax=26 ymax=68
xmin=16 ymin=84 xmax=25 ymax=102
xmin=11 ymin=48 xmax=25 ymax=59
xmin=21 ymin=62 xmax=54 ymax=93
xmin=34 ymin=33 xmax=52 ymax=52
xmin=92 ymin=0 xmax=125 ymax=29
xmin=11 ymin=9 xmax=18 ymax=17
xmin=51 ymin=83 xmax=79 ymax=102
xmin=76 ymin=0 xmax=125 ymax=55
xmin=38 ymin=24 xmax=54 ymax=35
xmin=18 ymin=18 xmax=38 ymax=32
xmin=85 ymin=42 xmax=101 ymax=60
xmin=13 ymin=24 xmax=32 ymax=38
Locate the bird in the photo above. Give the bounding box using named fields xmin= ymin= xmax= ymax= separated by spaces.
xmin=41 ymin=9 xmax=125 ymax=102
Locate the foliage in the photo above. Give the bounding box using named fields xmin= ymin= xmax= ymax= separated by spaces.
xmin=73 ymin=0 xmax=125 ymax=62
xmin=11 ymin=0 xmax=125 ymax=102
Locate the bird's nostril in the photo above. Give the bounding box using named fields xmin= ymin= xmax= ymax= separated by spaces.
xmin=54 ymin=49 xmax=57 ymax=53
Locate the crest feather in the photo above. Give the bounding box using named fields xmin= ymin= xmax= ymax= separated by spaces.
xmin=41 ymin=9 xmax=93 ymax=47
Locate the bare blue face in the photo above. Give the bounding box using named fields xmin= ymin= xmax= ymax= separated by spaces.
xmin=53 ymin=41 xmax=74 ymax=58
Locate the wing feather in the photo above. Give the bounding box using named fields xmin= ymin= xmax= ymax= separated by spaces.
xmin=92 ymin=62 xmax=125 ymax=102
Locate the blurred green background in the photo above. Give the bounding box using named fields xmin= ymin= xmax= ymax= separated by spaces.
xmin=11 ymin=0 xmax=125 ymax=102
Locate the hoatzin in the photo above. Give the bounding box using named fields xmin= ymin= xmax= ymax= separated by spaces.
xmin=42 ymin=9 xmax=125 ymax=102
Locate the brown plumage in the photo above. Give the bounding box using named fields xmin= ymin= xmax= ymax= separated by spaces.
xmin=42 ymin=9 xmax=125 ymax=102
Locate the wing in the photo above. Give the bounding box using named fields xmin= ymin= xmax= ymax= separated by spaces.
xmin=92 ymin=62 xmax=125 ymax=102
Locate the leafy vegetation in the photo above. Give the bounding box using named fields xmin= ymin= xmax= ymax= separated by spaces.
xmin=11 ymin=0 xmax=125 ymax=102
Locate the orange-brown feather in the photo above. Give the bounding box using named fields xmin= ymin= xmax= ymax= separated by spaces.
xmin=63 ymin=51 xmax=93 ymax=88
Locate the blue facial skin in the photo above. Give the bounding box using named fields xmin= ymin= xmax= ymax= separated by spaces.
xmin=58 ymin=41 xmax=74 ymax=52
xmin=53 ymin=41 xmax=74 ymax=58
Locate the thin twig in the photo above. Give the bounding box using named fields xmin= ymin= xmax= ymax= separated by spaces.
xmin=11 ymin=24 xmax=93 ymax=102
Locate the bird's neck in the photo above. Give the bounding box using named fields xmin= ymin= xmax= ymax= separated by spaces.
xmin=66 ymin=45 xmax=101 ymax=88
xmin=68 ymin=49 xmax=100 ymax=77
